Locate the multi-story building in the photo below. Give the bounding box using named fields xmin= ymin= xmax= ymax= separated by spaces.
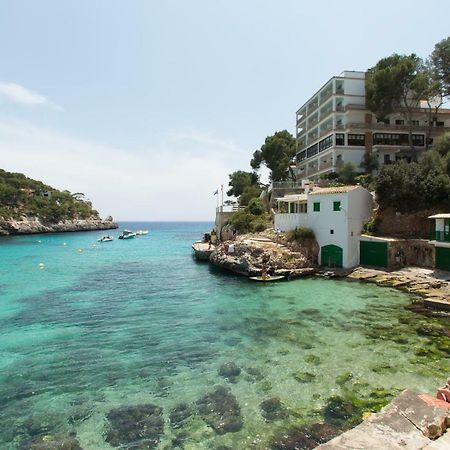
xmin=295 ymin=71 xmax=450 ymax=182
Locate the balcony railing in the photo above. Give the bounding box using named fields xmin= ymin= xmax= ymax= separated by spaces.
xmin=429 ymin=230 xmax=450 ymax=242
xmin=272 ymin=181 xmax=304 ymax=190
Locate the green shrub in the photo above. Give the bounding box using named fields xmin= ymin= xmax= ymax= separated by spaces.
xmin=247 ymin=198 xmax=265 ymax=216
xmin=228 ymin=210 xmax=254 ymax=233
xmin=362 ymin=216 xmax=380 ymax=235
xmin=239 ymin=185 xmax=262 ymax=206
xmin=286 ymin=227 xmax=315 ymax=242
xmin=251 ymin=218 xmax=267 ymax=232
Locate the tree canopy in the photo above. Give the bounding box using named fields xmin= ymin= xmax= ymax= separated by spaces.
xmin=250 ymin=130 xmax=296 ymax=181
xmin=431 ymin=36 xmax=450 ymax=98
xmin=227 ymin=170 xmax=259 ymax=197
xmin=0 ymin=169 xmax=99 ymax=222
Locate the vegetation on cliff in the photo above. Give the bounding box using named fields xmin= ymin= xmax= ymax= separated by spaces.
xmin=0 ymin=169 xmax=100 ymax=223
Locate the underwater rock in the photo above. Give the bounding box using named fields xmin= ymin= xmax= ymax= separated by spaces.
xmin=105 ymin=403 xmax=164 ymax=448
xmin=293 ymin=371 xmax=316 ymax=383
xmin=218 ymin=362 xmax=241 ymax=383
xmin=323 ymin=395 xmax=361 ymax=427
xmin=271 ymin=422 xmax=341 ymax=449
xmin=244 ymin=367 xmax=265 ymax=381
xmin=196 ymin=386 xmax=243 ymax=434
xmin=22 ymin=432 xmax=83 ymax=450
xmin=304 ymin=354 xmax=321 ymax=365
xmin=169 ymin=403 xmax=193 ymax=429
xmin=335 ymin=372 xmax=353 ymax=385
xmin=171 ymin=431 xmax=189 ymax=447
xmin=260 ymin=397 xmax=288 ymax=421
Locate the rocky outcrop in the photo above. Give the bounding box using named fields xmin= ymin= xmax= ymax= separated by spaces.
xmin=0 ymin=216 xmax=118 ymax=236
xmin=209 ymin=232 xmax=317 ymax=278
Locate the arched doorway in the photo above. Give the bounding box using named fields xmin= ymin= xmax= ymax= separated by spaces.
xmin=321 ymin=244 xmax=343 ymax=268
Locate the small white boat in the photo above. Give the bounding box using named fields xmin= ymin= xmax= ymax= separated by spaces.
xmin=249 ymin=275 xmax=285 ymax=282
xmin=118 ymin=230 xmax=136 ymax=240
xmin=98 ymin=235 xmax=114 ymax=242
xmin=135 ymin=230 xmax=149 ymax=236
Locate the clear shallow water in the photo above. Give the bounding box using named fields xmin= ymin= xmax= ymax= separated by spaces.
xmin=0 ymin=222 xmax=449 ymax=449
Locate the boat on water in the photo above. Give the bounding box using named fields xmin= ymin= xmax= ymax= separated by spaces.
xmin=249 ymin=275 xmax=285 ymax=282
xmin=135 ymin=230 xmax=149 ymax=236
xmin=118 ymin=230 xmax=136 ymax=240
xmin=98 ymin=235 xmax=114 ymax=242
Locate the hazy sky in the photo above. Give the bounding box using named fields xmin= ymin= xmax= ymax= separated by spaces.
xmin=0 ymin=1 xmax=449 ymax=220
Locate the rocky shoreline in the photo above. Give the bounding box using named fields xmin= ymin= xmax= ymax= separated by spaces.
xmin=194 ymin=231 xmax=450 ymax=308
xmin=0 ymin=216 xmax=118 ymax=236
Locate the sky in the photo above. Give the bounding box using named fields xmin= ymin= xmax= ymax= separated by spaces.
xmin=0 ymin=1 xmax=449 ymax=221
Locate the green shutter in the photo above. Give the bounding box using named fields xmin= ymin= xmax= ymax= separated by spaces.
xmin=313 ymin=202 xmax=320 ymax=212
xmin=360 ymin=241 xmax=388 ymax=268
xmin=436 ymin=247 xmax=450 ymax=271
xmin=333 ymin=201 xmax=341 ymax=211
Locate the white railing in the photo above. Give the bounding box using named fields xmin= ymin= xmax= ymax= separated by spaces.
xmin=216 ymin=205 xmax=244 ymax=213
xmin=274 ymin=213 xmax=309 ymax=232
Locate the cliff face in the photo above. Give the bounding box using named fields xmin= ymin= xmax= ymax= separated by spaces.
xmin=209 ymin=232 xmax=318 ymax=277
xmin=0 ymin=216 xmax=118 ymax=236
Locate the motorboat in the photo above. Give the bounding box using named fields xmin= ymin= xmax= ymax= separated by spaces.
xmin=135 ymin=230 xmax=149 ymax=236
xmin=118 ymin=230 xmax=136 ymax=240
xmin=98 ymin=235 xmax=114 ymax=242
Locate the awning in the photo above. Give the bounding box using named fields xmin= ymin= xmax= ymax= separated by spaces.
xmin=275 ymin=194 xmax=308 ymax=203
xmin=428 ymin=213 xmax=450 ymax=219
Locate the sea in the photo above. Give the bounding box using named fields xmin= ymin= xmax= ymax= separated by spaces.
xmin=0 ymin=222 xmax=449 ymax=449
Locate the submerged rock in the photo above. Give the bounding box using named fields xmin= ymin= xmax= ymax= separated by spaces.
xmin=323 ymin=395 xmax=361 ymax=427
xmin=169 ymin=403 xmax=193 ymax=429
xmin=218 ymin=362 xmax=241 ymax=383
xmin=196 ymin=386 xmax=243 ymax=434
xmin=293 ymin=371 xmax=316 ymax=383
xmin=105 ymin=403 xmax=164 ymax=448
xmin=244 ymin=366 xmax=265 ymax=381
xmin=271 ymin=422 xmax=341 ymax=449
xmin=22 ymin=432 xmax=83 ymax=450
xmin=260 ymin=397 xmax=288 ymax=421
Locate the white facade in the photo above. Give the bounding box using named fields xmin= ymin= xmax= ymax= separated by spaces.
xmin=274 ymin=186 xmax=373 ymax=268
xmin=295 ymin=71 xmax=450 ymax=182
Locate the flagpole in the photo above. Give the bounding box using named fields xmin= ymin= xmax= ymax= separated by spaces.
xmin=221 ymin=184 xmax=224 ymax=208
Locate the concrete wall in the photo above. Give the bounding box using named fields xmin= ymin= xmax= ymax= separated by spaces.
xmin=274 ymin=213 xmax=308 ymax=232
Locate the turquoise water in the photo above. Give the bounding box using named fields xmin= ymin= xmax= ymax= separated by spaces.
xmin=0 ymin=222 xmax=449 ymax=449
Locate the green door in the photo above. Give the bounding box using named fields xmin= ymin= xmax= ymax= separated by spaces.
xmin=360 ymin=241 xmax=388 ymax=268
xmin=436 ymin=247 xmax=450 ymax=271
xmin=321 ymin=245 xmax=343 ymax=268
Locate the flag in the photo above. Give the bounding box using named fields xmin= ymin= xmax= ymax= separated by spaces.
xmin=213 ymin=189 xmax=218 ymax=195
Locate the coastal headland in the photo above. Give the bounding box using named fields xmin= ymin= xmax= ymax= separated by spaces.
xmin=0 ymin=216 xmax=118 ymax=236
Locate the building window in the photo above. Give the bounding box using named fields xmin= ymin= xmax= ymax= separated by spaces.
xmin=296 ymin=150 xmax=307 ymax=162
xmin=318 ymin=135 xmax=333 ymax=152
xmin=335 ymin=133 xmax=345 ymax=146
xmin=384 ymin=154 xmax=391 ymax=164
xmin=412 ymin=134 xmax=424 ymax=146
xmin=306 ymin=144 xmax=318 ymax=158
xmin=313 ymin=202 xmax=320 ymax=212
xmin=436 ymin=121 xmax=444 ymax=127
xmin=373 ymin=133 xmax=424 ymax=146
xmin=333 ymin=201 xmax=341 ymax=211
xmin=395 ymin=119 xmax=405 ymax=125
xmin=411 ymin=120 xmax=419 ymax=126
xmin=348 ymin=134 xmax=365 ymax=146
xmin=377 ymin=118 xmax=390 ymax=124
xmin=330 ymin=229 xmax=334 ymax=234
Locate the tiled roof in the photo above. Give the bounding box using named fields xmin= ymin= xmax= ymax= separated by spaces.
xmin=309 ymin=186 xmax=360 ymax=195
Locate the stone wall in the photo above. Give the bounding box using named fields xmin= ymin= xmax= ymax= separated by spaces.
xmin=388 ymin=239 xmax=435 ymax=269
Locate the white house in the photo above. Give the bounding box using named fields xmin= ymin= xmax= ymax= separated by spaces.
xmin=428 ymin=213 xmax=450 ymax=271
xmin=275 ymin=185 xmax=373 ymax=268
xmin=295 ymin=70 xmax=450 ymax=182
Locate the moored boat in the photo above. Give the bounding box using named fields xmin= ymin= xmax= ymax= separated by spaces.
xmin=135 ymin=230 xmax=149 ymax=236
xmin=98 ymin=235 xmax=114 ymax=242
xmin=118 ymin=230 xmax=136 ymax=240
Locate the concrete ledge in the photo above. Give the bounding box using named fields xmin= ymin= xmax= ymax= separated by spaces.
xmin=316 ymin=390 xmax=450 ymax=449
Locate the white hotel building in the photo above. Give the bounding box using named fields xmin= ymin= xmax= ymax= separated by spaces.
xmin=295 ymin=70 xmax=450 ymax=181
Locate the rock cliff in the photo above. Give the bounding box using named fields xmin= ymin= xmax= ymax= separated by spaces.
xmin=0 ymin=216 xmax=118 ymax=236
xmin=209 ymin=231 xmax=318 ymax=278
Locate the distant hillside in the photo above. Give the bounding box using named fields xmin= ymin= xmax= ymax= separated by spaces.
xmin=0 ymin=169 xmax=99 ymax=222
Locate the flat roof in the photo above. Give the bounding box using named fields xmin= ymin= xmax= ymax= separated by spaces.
xmin=428 ymin=213 xmax=450 ymax=219
xmin=276 ymin=194 xmax=307 ymax=202
xmin=309 ymin=186 xmax=360 ymax=195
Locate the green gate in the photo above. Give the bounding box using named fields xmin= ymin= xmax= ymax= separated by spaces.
xmin=360 ymin=241 xmax=388 ymax=268
xmin=321 ymin=245 xmax=343 ymax=268
xmin=436 ymin=247 xmax=450 ymax=271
